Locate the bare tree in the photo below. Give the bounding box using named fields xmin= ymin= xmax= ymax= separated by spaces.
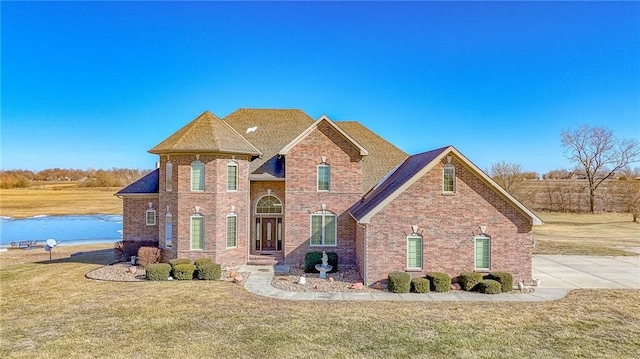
xmin=616 ymin=167 xmax=640 ymax=222
xmin=489 ymin=161 xmax=534 ymax=204
xmin=561 ymin=125 xmax=640 ymax=213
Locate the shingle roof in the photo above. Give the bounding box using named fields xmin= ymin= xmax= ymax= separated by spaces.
xmin=148 ymin=111 xmax=261 ymax=156
xmin=223 ymin=109 xmax=314 ymax=179
xmin=350 ymin=147 xmax=448 ymax=221
xmin=335 ymin=122 xmax=408 ymax=193
xmin=115 ymin=169 xmax=159 ymax=195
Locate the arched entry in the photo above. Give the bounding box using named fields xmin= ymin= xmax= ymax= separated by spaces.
xmin=255 ymin=195 xmax=283 ymax=251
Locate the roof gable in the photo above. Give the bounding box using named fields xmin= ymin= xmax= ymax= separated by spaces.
xmin=115 ymin=169 xmax=159 ymax=196
xmin=278 ymin=115 xmax=369 ymax=156
xmin=149 ymin=111 xmax=261 ymax=155
xmin=350 ymin=146 xmax=543 ymax=226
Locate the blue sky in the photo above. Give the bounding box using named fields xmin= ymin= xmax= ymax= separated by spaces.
xmin=2 ymin=1 xmax=639 ymax=175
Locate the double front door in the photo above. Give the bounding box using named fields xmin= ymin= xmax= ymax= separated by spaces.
xmin=256 ymin=217 xmax=282 ymax=251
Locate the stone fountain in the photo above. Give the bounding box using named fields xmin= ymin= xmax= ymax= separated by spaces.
xmin=314 ymin=251 xmax=333 ymax=279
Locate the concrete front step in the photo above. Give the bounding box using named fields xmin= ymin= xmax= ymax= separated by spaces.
xmin=247 ymin=253 xmax=283 ymax=266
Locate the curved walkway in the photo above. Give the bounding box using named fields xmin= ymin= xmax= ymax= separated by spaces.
xmin=238 ymin=265 xmax=570 ymax=302
xmin=240 ymin=255 xmax=639 ymax=302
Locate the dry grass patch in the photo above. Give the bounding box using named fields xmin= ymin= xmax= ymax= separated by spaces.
xmin=2 ymin=246 xmax=640 ymax=358
xmin=0 ymin=187 xmax=122 ymax=217
xmin=534 ymin=212 xmax=639 ymax=256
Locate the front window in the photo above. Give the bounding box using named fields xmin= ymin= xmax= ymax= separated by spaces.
xmin=310 ymin=210 xmax=336 ymax=246
xmin=475 ymin=235 xmax=491 ymax=270
xmin=317 ymin=164 xmax=330 ymax=191
xmin=227 ymin=162 xmax=238 ymax=191
xmin=145 ymin=210 xmax=156 ymax=226
xmin=165 ymin=213 xmax=173 ymax=248
xmin=443 ymin=164 xmax=455 ymax=193
xmin=226 ymin=213 xmax=238 ymax=248
xmin=166 ymin=161 xmax=173 ymax=192
xmin=407 ymin=234 xmax=423 ymax=270
xmin=191 ymin=215 xmax=204 ymax=250
xmin=256 ymin=195 xmax=283 ymax=214
xmin=191 ymin=161 xmax=205 ymax=191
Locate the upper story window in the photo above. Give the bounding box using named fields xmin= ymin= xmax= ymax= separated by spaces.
xmin=227 ymin=162 xmax=238 ymax=192
xmin=443 ymin=164 xmax=455 ymax=193
xmin=191 ymin=160 xmax=205 ymax=191
xmin=407 ymin=234 xmax=423 ymax=270
xmin=165 ymin=213 xmax=173 ymax=248
xmin=317 ymin=164 xmax=330 ymax=191
xmin=165 ymin=161 xmax=173 ymax=192
xmin=474 ymin=235 xmax=491 ymax=270
xmin=226 ymin=213 xmax=238 ymax=248
xmin=145 ymin=209 xmax=156 ymax=226
xmin=310 ymin=210 xmax=336 ymax=246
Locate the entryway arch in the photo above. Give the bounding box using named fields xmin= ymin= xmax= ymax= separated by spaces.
xmin=254 ymin=195 xmax=283 ymax=251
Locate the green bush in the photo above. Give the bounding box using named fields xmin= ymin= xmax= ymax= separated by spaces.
xmin=477 ymin=279 xmax=502 ymax=294
xmin=197 ymin=263 xmax=221 ymax=280
xmin=169 ymin=258 xmax=192 ymax=268
xmin=458 ymin=272 xmax=484 ymax=291
xmin=387 ymin=272 xmax=411 ymax=293
xmin=172 ymin=263 xmax=196 ymax=280
xmin=426 ymin=272 xmax=451 ymax=293
xmin=411 ymin=277 xmax=430 ymax=293
xmin=146 ymin=263 xmax=171 ymax=281
xmin=488 ymin=272 xmax=513 ymax=292
xmin=304 ymin=252 xmax=338 ymax=273
xmin=194 ymin=258 xmax=213 ymax=268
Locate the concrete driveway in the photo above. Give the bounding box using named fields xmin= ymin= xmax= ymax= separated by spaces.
xmin=533 ymin=255 xmax=640 ymax=289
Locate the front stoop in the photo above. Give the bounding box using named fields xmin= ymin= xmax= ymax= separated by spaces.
xmin=247 ymin=253 xmax=283 ymax=266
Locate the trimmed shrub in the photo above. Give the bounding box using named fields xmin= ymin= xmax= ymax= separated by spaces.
xmin=197 ymin=263 xmax=221 ymax=280
xmin=387 ymin=272 xmax=411 ymax=293
xmin=411 ymin=277 xmax=431 ymax=293
xmin=137 ymin=246 xmax=162 ymax=267
xmin=304 ymin=252 xmax=338 ymax=273
xmin=114 ymin=240 xmax=158 ymax=262
xmin=477 ymin=279 xmax=502 ymax=294
xmin=426 ymin=272 xmax=451 ymax=293
xmin=488 ymin=272 xmax=513 ymax=292
xmin=194 ymin=258 xmax=213 ymax=268
xmin=169 ymin=258 xmax=192 ymax=268
xmin=172 ymin=263 xmax=196 ymax=280
xmin=146 ymin=263 xmax=171 ymax=281
xmin=458 ymin=272 xmax=484 ymax=291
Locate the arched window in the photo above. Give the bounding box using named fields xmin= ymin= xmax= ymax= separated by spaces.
xmin=443 ymin=164 xmax=455 ymax=193
xmin=317 ymin=163 xmax=330 ymax=191
xmin=310 ymin=210 xmax=336 ymax=246
xmin=407 ymin=234 xmax=423 ymax=270
xmin=191 ymin=160 xmax=205 ymax=191
xmin=474 ymin=235 xmax=491 ymax=270
xmin=165 ymin=213 xmax=173 ymax=248
xmin=227 ymin=162 xmax=238 ymax=191
xmin=190 ymin=214 xmax=204 ymax=250
xmin=256 ymin=195 xmax=283 ymax=214
xmin=166 ymin=161 xmax=173 ymax=192
xmin=226 ymin=213 xmax=238 ymax=248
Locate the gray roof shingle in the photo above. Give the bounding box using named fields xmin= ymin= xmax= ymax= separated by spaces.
xmin=115 ymin=169 xmax=159 ymax=195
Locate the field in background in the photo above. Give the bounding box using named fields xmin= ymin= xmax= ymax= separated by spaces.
xmin=1 ymin=244 xmax=639 ymax=358
xmin=0 ymin=185 xmax=122 ymax=217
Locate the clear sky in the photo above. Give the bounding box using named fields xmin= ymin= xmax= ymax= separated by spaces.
xmin=2 ymin=1 xmax=639 ymax=175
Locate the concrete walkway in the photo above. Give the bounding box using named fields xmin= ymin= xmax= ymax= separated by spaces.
xmin=239 ymin=255 xmax=639 ymax=302
xmin=238 ymin=264 xmax=570 ymax=302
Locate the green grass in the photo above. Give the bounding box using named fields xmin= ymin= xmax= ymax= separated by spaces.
xmin=1 ymin=245 xmax=640 ymax=358
xmin=533 ymin=212 xmax=639 ymax=256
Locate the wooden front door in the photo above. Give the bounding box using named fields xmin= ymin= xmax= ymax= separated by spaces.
xmin=261 ymin=218 xmax=277 ymax=251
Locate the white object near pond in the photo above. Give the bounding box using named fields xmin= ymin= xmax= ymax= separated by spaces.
xmin=298 ymin=275 xmax=306 ymax=285
xmin=314 ymin=251 xmax=333 ymax=279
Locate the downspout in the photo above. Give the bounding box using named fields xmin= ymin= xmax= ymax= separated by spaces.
xmin=357 ymin=222 xmax=368 ymax=286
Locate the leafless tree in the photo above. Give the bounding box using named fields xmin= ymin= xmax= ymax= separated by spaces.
xmin=615 ymin=167 xmax=640 ymax=222
xmin=489 ymin=161 xmax=535 ymax=205
xmin=561 ymin=125 xmax=640 ymax=213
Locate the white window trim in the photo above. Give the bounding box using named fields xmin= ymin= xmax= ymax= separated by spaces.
xmin=406 ymin=234 xmax=423 ymax=270
xmin=165 ymin=213 xmax=173 ymax=248
xmin=145 ymin=209 xmax=156 ymax=226
xmin=317 ymin=164 xmax=330 ymax=192
xmin=309 ymin=210 xmax=337 ymax=247
xmin=191 ymin=160 xmax=205 ymax=192
xmin=443 ymin=164 xmax=455 ymax=194
xmin=166 ymin=161 xmax=173 ymax=192
xmin=474 ymin=235 xmax=491 ymax=271
xmin=226 ymin=213 xmax=238 ymax=248
xmin=190 ymin=214 xmax=205 ymax=250
xmin=227 ymin=162 xmax=238 ymax=192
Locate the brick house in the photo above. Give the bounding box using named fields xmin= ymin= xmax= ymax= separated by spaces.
xmin=116 ymin=109 xmax=542 ymax=285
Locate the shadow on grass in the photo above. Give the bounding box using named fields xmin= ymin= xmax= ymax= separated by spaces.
xmin=35 ymin=249 xmax=116 ymax=266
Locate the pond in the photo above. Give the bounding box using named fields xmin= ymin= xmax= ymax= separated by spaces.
xmin=0 ymin=214 xmax=123 ymax=247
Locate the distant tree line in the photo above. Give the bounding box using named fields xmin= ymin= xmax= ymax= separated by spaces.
xmin=0 ymin=168 xmax=152 ymax=189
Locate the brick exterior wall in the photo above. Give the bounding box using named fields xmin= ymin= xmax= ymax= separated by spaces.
xmin=283 ymin=121 xmax=363 ymax=266
xmin=361 ymin=156 xmax=534 ymax=286
xmin=122 ymin=197 xmax=160 ymax=242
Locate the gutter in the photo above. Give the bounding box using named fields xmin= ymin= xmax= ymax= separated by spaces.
xmin=357 ymin=222 xmax=368 ymax=286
